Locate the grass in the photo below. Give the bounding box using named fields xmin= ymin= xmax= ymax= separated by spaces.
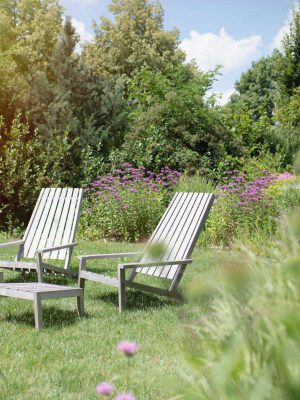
xmin=0 ymin=239 xmax=237 ymax=400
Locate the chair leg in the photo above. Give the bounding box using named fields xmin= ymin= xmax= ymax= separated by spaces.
xmin=78 ymin=277 xmax=85 ymax=291
xmin=33 ymin=294 xmax=43 ymax=331
xmin=77 ymin=293 xmax=84 ymax=317
xmin=118 ymin=268 xmax=126 ymax=313
xmin=0 ymin=271 xmax=3 ymax=283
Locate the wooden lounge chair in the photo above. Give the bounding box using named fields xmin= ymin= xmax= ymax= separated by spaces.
xmin=78 ymin=192 xmax=215 ymax=312
xmin=0 ymin=272 xmax=84 ymax=331
xmin=0 ymin=188 xmax=83 ymax=281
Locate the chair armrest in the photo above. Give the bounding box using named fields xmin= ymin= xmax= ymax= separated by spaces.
xmin=0 ymin=240 xmax=25 ymax=249
xmin=36 ymin=242 xmax=77 ymax=255
xmin=118 ymin=259 xmax=193 ymax=270
xmin=77 ymin=252 xmax=143 ymax=261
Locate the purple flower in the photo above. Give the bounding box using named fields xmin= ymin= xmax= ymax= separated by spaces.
xmin=277 ymin=172 xmax=293 ymax=180
xmin=96 ymin=383 xmax=114 ymax=396
xmin=115 ymin=393 xmax=136 ymax=400
xmin=117 ymin=341 xmax=139 ymax=357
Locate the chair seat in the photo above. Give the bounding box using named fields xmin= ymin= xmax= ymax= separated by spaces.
xmin=0 ymin=260 xmax=37 ymax=271
xmin=0 ymin=283 xmax=82 ymax=300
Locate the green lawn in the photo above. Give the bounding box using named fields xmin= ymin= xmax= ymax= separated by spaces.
xmin=0 ymin=240 xmax=236 ymax=400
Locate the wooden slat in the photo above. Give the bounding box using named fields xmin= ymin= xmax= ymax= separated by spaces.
xmin=167 ymin=193 xmax=214 ymax=279
xmin=154 ymin=192 xmax=200 ymax=277
xmin=25 ymin=189 xmax=56 ymax=258
xmin=140 ymin=192 xmax=193 ymax=276
xmin=34 ymin=188 xmax=61 ymax=259
xmin=22 ymin=189 xmax=50 ymax=257
xmin=136 ymin=192 xmax=214 ymax=281
xmin=80 ymin=270 xmax=119 ymax=287
xmin=0 ymin=260 xmax=37 ymax=270
xmin=58 ymin=188 xmax=81 ymax=259
xmin=158 ymin=193 xmax=205 ymax=278
xmin=43 ymin=188 xmax=66 ymax=260
xmin=48 ymin=189 xmax=73 ymax=259
xmin=137 ymin=192 xmax=186 ymax=275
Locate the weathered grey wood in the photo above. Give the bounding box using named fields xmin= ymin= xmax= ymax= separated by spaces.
xmin=77 ymin=192 xmax=215 ymax=311
xmin=119 ymin=259 xmax=192 ymax=270
xmin=33 ymin=294 xmax=43 ymax=330
xmin=0 ymin=260 xmax=37 ymax=270
xmin=58 ymin=188 xmax=82 ymax=260
xmin=27 ymin=188 xmax=56 ymax=259
xmin=77 ymin=252 xmax=143 ymax=261
xmin=0 ymin=188 xmax=83 ymax=280
xmin=36 ymin=242 xmax=77 ymax=255
xmin=79 ymin=270 xmax=119 ymax=287
xmin=0 ymin=282 xmax=84 ymax=330
xmin=77 ymin=292 xmax=84 ymax=317
xmin=48 ymin=189 xmax=73 ymax=260
xmin=0 ymin=240 xmax=25 ymax=249
xmin=36 ymin=252 xmax=43 ymax=283
xmin=118 ymin=268 xmax=126 ymax=313
xmin=124 ymin=280 xmax=182 ymax=299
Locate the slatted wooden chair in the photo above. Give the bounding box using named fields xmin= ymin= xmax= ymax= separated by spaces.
xmin=78 ymin=192 xmax=215 ymax=312
xmin=0 ymin=188 xmax=83 ymax=281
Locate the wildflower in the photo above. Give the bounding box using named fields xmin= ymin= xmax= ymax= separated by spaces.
xmin=96 ymin=382 xmax=114 ymax=396
xmin=117 ymin=341 xmax=139 ymax=357
xmin=115 ymin=393 xmax=136 ymax=400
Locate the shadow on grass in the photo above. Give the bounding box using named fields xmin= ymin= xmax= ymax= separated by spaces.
xmin=3 ymin=306 xmax=87 ymax=329
xmin=3 ymin=272 xmax=76 ymax=286
xmin=94 ymin=289 xmax=182 ymax=311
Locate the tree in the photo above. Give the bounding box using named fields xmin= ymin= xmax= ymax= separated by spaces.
xmin=109 ymin=63 xmax=233 ymax=175
xmin=83 ymin=0 xmax=184 ymax=77
xmin=230 ymin=56 xmax=279 ymax=121
xmin=277 ymin=2 xmax=300 ymax=96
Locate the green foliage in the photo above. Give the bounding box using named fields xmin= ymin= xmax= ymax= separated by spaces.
xmin=79 ymin=165 xmax=180 ymax=241
xmin=180 ymin=212 xmax=300 ymax=399
xmin=201 ymin=166 xmax=300 ymax=247
xmin=83 ymin=0 xmax=184 ymax=77
xmin=111 ymin=64 xmax=231 ymax=173
xmin=277 ymin=3 xmax=300 ymax=96
xmin=0 ymin=114 xmax=73 ymax=229
xmin=231 ymin=56 xmax=279 ymax=120
xmin=79 ymin=187 xmax=166 ymax=242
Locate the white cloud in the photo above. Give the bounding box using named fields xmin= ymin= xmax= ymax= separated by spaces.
xmin=72 ymin=18 xmax=93 ymax=43
xmin=271 ymin=10 xmax=293 ymax=51
xmin=180 ymin=28 xmax=262 ymax=72
xmin=219 ymin=88 xmax=236 ymax=105
xmin=207 ymin=88 xmax=236 ymax=106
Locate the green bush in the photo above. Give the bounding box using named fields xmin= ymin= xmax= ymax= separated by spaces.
xmin=0 ymin=114 xmax=73 ymax=231
xmin=201 ymin=168 xmax=300 ymax=247
xmin=179 ymin=211 xmax=300 ymax=399
xmin=78 ymin=164 xmax=180 ymax=241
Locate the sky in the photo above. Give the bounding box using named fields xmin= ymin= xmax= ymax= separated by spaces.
xmin=61 ymin=0 xmax=295 ymax=104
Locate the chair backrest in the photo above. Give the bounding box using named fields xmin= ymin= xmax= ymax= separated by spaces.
xmin=21 ymin=188 xmax=83 ymax=260
xmin=136 ymin=192 xmax=215 ymax=280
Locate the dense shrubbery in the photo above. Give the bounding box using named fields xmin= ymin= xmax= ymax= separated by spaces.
xmin=1 ymin=0 xmax=300 ymax=234
xmin=79 ymin=164 xmax=180 ymax=241
xmin=180 ymin=211 xmax=300 ymax=399
xmin=202 ymin=168 xmax=299 ymax=246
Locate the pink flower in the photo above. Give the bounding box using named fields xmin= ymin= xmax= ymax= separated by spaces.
xmin=115 ymin=393 xmax=136 ymax=400
xmin=96 ymin=382 xmax=114 ymax=396
xmin=117 ymin=341 xmax=139 ymax=357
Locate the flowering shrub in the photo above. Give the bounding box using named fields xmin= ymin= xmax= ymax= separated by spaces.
xmin=201 ymin=169 xmax=298 ymax=246
xmin=79 ymin=164 xmax=181 ymax=241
